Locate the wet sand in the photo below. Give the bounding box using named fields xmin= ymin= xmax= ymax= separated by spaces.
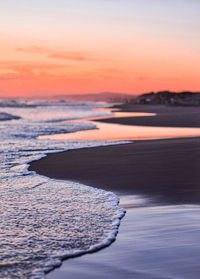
xmin=30 ymin=137 xmax=200 ymax=205
xmin=29 ymin=105 xmax=200 ymax=278
xmin=46 ymin=206 xmax=200 ymax=279
xmin=98 ymin=104 xmax=200 ymax=127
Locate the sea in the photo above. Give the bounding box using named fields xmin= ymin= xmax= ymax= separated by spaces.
xmin=0 ymin=99 xmax=126 ymax=279
xmin=1 ymin=99 xmax=200 ymax=279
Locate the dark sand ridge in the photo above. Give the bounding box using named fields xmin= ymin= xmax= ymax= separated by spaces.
xmin=29 ymin=105 xmax=200 ymax=205
xmin=29 ymin=138 xmax=200 ymax=205
xmin=96 ymin=105 xmax=200 ymax=127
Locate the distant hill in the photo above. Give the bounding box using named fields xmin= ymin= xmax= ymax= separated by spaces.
xmin=53 ymin=92 xmax=136 ymax=103
xmin=128 ymin=91 xmax=200 ymax=106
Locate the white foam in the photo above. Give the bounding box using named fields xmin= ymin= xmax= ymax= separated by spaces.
xmin=0 ymin=102 xmax=127 ymax=278
xmin=0 ymin=112 xmax=20 ymax=121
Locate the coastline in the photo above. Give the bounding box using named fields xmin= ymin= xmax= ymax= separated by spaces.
xmin=29 ymin=105 xmax=200 ymax=278
xmin=29 ymin=137 xmax=200 ymax=205
xmin=46 ymin=205 xmax=200 ymax=279
xmin=105 ymin=104 xmax=200 ymax=128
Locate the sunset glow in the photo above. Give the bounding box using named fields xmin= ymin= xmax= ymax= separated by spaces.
xmin=0 ymin=0 xmax=200 ymax=98
xmin=40 ymin=112 xmax=200 ymax=141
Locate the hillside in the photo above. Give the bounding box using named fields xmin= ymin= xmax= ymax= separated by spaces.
xmin=53 ymin=92 xmax=135 ymax=103
xmin=127 ymin=91 xmax=200 ymax=106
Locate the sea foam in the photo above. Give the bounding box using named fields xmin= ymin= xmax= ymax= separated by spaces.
xmin=0 ymin=100 xmax=126 ymax=278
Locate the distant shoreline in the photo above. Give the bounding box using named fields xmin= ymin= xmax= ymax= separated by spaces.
xmin=98 ymin=104 xmax=200 ymax=127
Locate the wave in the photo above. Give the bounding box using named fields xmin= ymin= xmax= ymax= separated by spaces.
xmin=0 ymin=98 xmax=110 ymax=108
xmin=0 ymin=102 xmax=127 ymax=278
xmin=0 ymin=112 xmax=21 ymax=121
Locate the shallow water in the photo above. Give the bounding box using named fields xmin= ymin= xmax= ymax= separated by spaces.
xmin=0 ymin=100 xmax=126 ymax=278
xmin=41 ymin=118 xmax=200 ymax=141
xmin=1 ymin=100 xmax=200 ymax=279
xmin=48 ymin=204 xmax=200 ymax=279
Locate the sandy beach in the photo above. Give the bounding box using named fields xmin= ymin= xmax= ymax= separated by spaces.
xmin=102 ymin=104 xmax=200 ymax=128
xmin=29 ymin=105 xmax=200 ymax=278
xmin=30 ymin=137 xmax=200 ymax=205
xmin=2 ymin=1 xmax=200 ymax=277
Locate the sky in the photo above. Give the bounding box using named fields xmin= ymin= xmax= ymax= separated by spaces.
xmin=0 ymin=0 xmax=200 ymax=98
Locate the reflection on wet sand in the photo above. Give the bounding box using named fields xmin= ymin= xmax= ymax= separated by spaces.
xmin=40 ymin=111 xmax=200 ymax=141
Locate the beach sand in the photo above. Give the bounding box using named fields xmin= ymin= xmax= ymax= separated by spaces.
xmin=29 ymin=105 xmax=200 ymax=278
xmin=30 ymin=137 xmax=200 ymax=205
xmin=102 ymin=104 xmax=200 ymax=128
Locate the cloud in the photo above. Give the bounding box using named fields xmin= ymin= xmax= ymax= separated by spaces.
xmin=16 ymin=46 xmax=94 ymax=62
xmin=49 ymin=52 xmax=87 ymax=61
xmin=0 ymin=77 xmax=16 ymax=80
xmin=16 ymin=46 xmax=45 ymax=54
xmin=0 ymin=61 xmax=70 ymax=78
xmin=0 ymin=74 xmax=19 ymax=81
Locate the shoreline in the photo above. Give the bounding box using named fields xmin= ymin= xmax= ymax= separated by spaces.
xmin=106 ymin=104 xmax=200 ymax=128
xmin=29 ymin=136 xmax=200 ymax=205
xmin=46 ymin=205 xmax=200 ymax=279
xmin=29 ymin=105 xmax=200 ymax=278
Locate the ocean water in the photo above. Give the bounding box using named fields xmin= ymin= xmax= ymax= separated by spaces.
xmin=50 ymin=205 xmax=200 ymax=279
xmin=0 ymin=100 xmax=126 ymax=279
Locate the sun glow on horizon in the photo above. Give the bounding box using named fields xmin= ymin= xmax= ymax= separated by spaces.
xmin=0 ymin=0 xmax=200 ymax=98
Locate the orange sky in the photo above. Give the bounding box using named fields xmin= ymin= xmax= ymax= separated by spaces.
xmin=0 ymin=0 xmax=200 ymax=98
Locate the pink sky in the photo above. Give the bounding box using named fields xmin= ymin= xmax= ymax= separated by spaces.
xmin=0 ymin=0 xmax=200 ymax=98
